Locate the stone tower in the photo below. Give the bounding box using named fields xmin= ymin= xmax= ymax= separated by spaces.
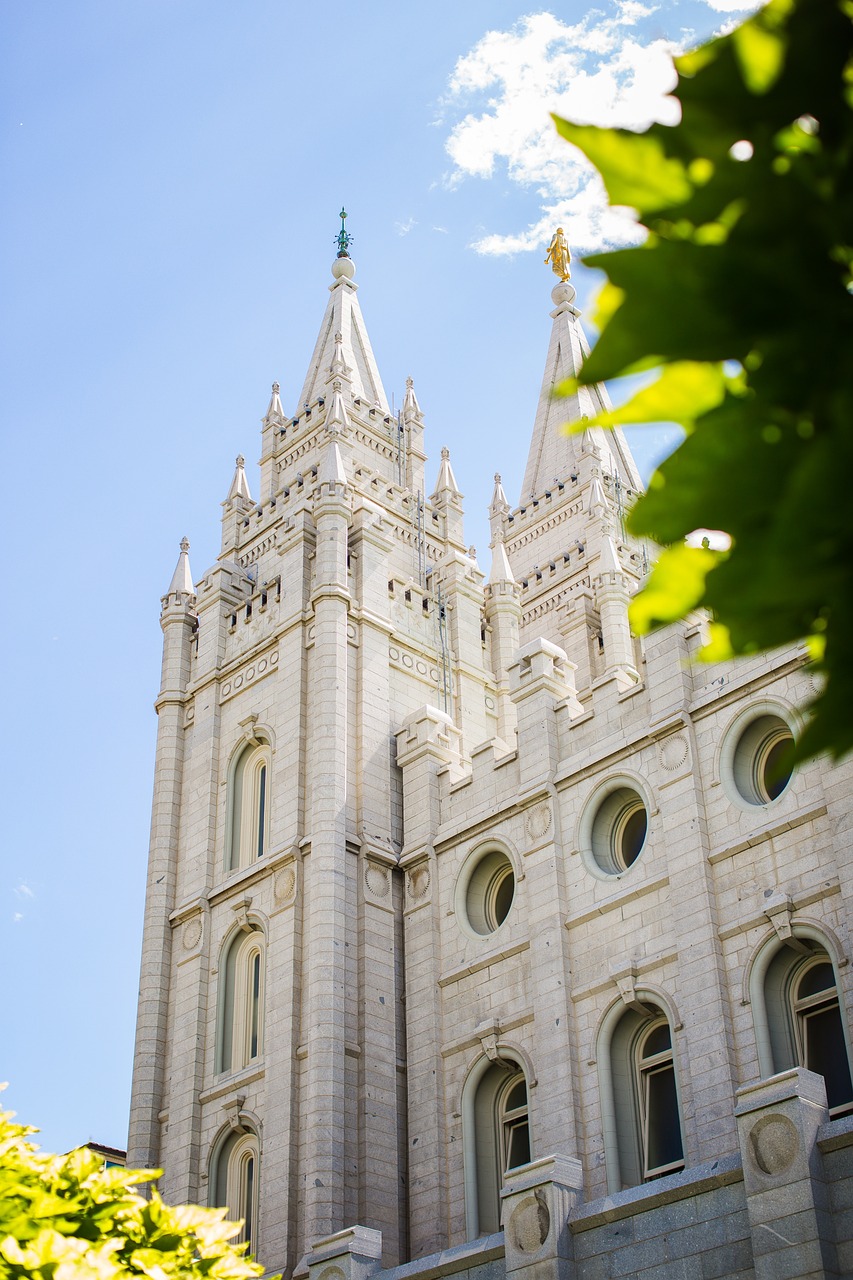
xmin=129 ymin=249 xmax=853 ymax=1280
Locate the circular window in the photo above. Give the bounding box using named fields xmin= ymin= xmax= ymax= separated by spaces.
xmin=590 ymin=787 xmax=648 ymax=875
xmin=461 ymin=849 xmax=516 ymax=936
xmin=732 ymin=714 xmax=794 ymax=805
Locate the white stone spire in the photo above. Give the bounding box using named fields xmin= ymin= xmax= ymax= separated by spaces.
xmin=403 ymin=376 xmax=422 ymax=421
xmin=325 ymin=378 xmax=350 ymax=434
xmin=587 ymin=475 xmax=608 ymax=515
xmin=264 ymin=381 xmax=285 ymax=426
xmin=327 ymin=331 xmax=352 ymax=385
xmin=489 ymin=473 xmax=510 ymax=542
xmin=522 ymin=280 xmax=641 ymax=502
xmin=297 ymin=256 xmax=389 ymax=413
xmin=166 ymin=537 xmax=195 ymax=599
xmin=319 ymin=435 xmax=348 ymax=487
xmin=489 ymin=537 xmax=516 ymax=585
xmin=227 ymin=454 xmax=252 ymax=504
xmin=432 ymin=446 xmax=461 ymax=500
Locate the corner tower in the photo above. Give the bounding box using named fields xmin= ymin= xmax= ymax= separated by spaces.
xmin=128 ymin=237 xmax=500 ymax=1275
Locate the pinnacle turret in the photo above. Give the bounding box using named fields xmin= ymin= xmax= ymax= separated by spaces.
xmin=489 ymin=473 xmax=510 ymax=543
xmin=227 ymin=455 xmax=252 ymax=504
xmin=327 ymin=331 xmax=352 ymax=385
xmin=264 ymin=381 xmax=285 ymax=427
xmin=432 ymin=446 xmax=461 ymax=500
xmin=489 ymin=538 xmax=516 ymax=586
xmin=325 ymin=379 xmax=350 ymax=435
xmin=165 ymin=537 xmax=195 ymax=601
xmin=587 ymin=476 xmax=607 ymax=515
xmin=403 ymin=376 xmax=422 ymax=422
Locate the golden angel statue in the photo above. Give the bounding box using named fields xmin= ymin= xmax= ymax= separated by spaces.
xmin=544 ymin=227 xmax=571 ymax=281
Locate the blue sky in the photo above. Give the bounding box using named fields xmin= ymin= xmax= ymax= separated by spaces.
xmin=1 ymin=0 xmax=756 ymax=1156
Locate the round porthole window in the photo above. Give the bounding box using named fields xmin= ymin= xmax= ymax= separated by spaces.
xmin=461 ymin=849 xmax=516 ymax=936
xmin=590 ymin=787 xmax=648 ymax=876
xmin=732 ymin=714 xmax=794 ymax=805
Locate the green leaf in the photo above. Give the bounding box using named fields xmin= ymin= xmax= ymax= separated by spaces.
xmin=551 ymin=117 xmax=694 ymax=214
xmin=629 ymin=545 xmax=724 ymax=633
xmin=731 ymin=20 xmax=787 ymax=93
xmin=570 ymin=361 xmax=728 ymax=430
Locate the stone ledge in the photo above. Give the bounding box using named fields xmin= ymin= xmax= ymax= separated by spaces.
xmin=438 ymin=940 xmax=530 ymax=988
xmin=817 ymin=1111 xmax=853 ymax=1154
xmin=382 ymin=1232 xmax=505 ymax=1280
xmin=570 ymin=1153 xmax=743 ymax=1234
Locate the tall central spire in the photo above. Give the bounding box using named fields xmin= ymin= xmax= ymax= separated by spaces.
xmin=521 ymin=273 xmax=641 ymax=502
xmin=296 ymin=213 xmax=389 ymax=414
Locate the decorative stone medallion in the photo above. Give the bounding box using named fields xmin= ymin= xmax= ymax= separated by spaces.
xmin=273 ymin=866 xmax=296 ymax=905
xmin=182 ymin=916 xmax=203 ymax=951
xmin=659 ymin=733 xmax=689 ymax=772
xmin=508 ymin=1192 xmax=550 ymax=1253
xmin=365 ymin=863 xmax=391 ymax=899
xmin=526 ymin=801 xmax=552 ymax=841
xmin=748 ymin=1114 xmax=799 ymax=1175
xmin=407 ymin=865 xmax=431 ymax=901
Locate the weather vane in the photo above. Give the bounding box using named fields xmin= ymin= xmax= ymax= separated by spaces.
xmin=335 ymin=207 xmax=353 ymax=259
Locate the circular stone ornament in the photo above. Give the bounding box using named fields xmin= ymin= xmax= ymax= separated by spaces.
xmin=748 ymin=1114 xmax=800 ymax=1175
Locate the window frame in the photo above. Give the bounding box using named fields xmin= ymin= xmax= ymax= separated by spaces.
xmin=226 ymin=739 xmax=272 ymax=873
xmin=462 ymin=1050 xmax=533 ymax=1240
xmin=635 ymin=1019 xmax=685 ymax=1181
xmin=751 ymin=931 xmax=853 ymax=1119
xmin=212 ymin=1129 xmax=260 ymax=1254
xmin=217 ymin=927 xmax=265 ymax=1076
xmin=597 ymin=997 xmax=686 ymax=1194
xmin=456 ymin=844 xmax=517 ymax=940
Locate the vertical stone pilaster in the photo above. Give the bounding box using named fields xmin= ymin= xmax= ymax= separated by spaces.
xmin=306 ymin=1225 xmax=382 ymax=1280
xmin=302 ymin=463 xmax=352 ymax=1251
xmin=396 ymin=707 xmax=462 ymax=1257
xmin=355 ymin=508 xmax=404 ymax=1263
xmin=442 ymin=550 xmax=489 ymax=752
xmin=509 ymin=639 xmax=580 ymax=796
xmin=500 ymin=1154 xmax=584 ymax=1280
xmin=484 ymin=573 xmax=521 ymax=747
xmin=593 ymin=537 xmax=639 ymax=692
xmin=128 ymin=591 xmax=196 ymax=1172
xmin=735 ymin=1069 xmax=838 ymax=1279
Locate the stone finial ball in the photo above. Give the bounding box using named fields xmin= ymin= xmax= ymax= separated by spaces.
xmin=332 ymin=257 xmax=356 ymax=280
xmin=552 ymin=282 xmax=576 ymax=305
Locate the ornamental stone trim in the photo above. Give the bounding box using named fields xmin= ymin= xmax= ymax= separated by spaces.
xmin=220 ymin=648 xmax=279 ymax=701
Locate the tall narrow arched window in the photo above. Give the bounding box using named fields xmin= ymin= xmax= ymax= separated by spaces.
xmin=227 ymin=740 xmax=271 ymax=871
xmin=212 ymin=1130 xmax=259 ymax=1254
xmin=762 ymin=944 xmax=853 ymax=1116
xmin=217 ymin=928 xmax=265 ymax=1075
xmin=466 ymin=1060 xmax=531 ymax=1238
xmin=606 ymin=1004 xmax=684 ymax=1190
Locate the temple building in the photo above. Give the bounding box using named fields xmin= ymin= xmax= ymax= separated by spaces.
xmin=128 ymin=232 xmax=853 ymax=1280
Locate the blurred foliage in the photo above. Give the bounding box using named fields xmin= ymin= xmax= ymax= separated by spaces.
xmin=0 ymin=1105 xmax=270 ymax=1280
xmin=554 ymin=0 xmax=853 ymax=759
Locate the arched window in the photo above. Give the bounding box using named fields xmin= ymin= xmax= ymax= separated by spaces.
xmin=217 ymin=928 xmax=265 ymax=1075
xmin=212 ymin=1129 xmax=259 ymax=1253
xmin=468 ymin=1061 xmax=531 ymax=1237
xmin=227 ymin=740 xmax=271 ymax=871
xmin=762 ymin=944 xmax=853 ymax=1116
xmin=606 ymin=1005 xmax=684 ymax=1190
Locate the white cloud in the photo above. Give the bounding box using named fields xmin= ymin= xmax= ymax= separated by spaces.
xmin=442 ymin=8 xmax=684 ymax=254
xmin=13 ymin=912 xmax=23 ymax=924
xmin=702 ymin=0 xmax=761 ymax=11
xmin=14 ymin=882 xmax=34 ymax=900
xmin=394 ymin=217 xmax=417 ymax=237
